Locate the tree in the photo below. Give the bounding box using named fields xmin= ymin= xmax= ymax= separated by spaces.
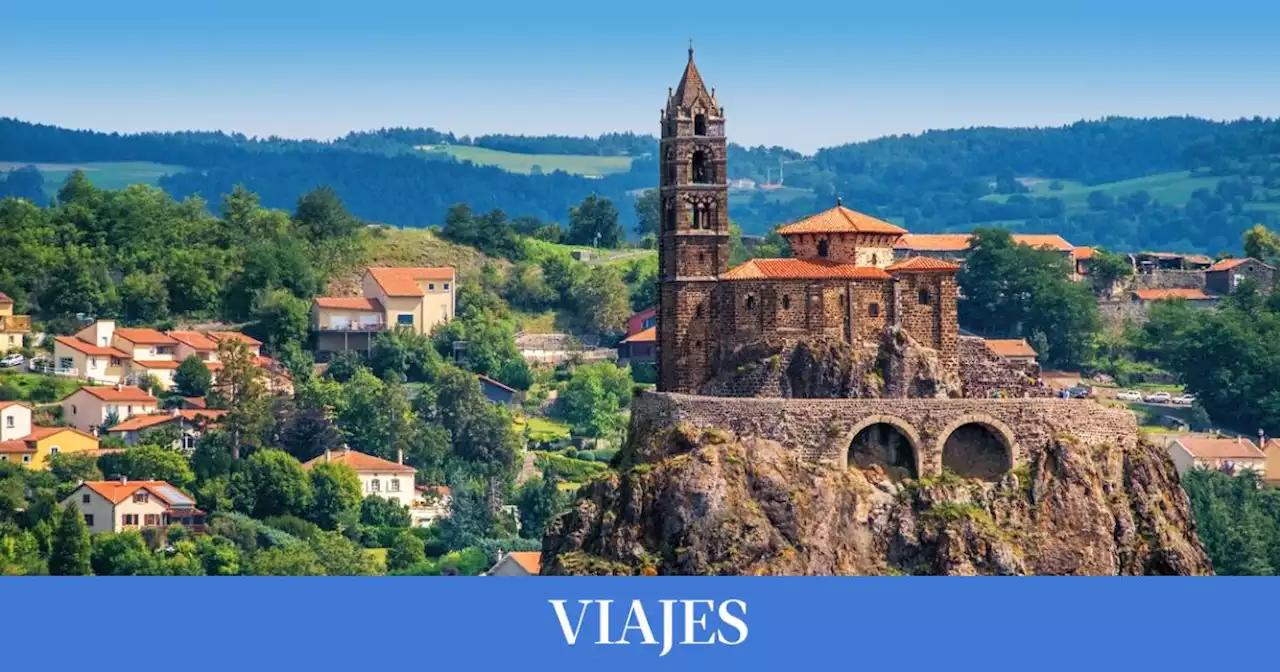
xmin=252 ymin=288 xmax=311 ymax=351
xmin=557 ymin=362 xmax=633 ymax=437
xmin=515 ymin=468 xmax=563 ymax=540
xmin=247 ymin=544 xmax=325 ymax=576
xmin=120 ymin=272 xmax=169 ymax=323
xmin=48 ymin=453 xmax=102 ymax=490
xmin=174 ymin=355 xmax=213 ymax=398
xmin=208 ymin=339 xmax=270 ymax=458
xmin=236 ymin=449 xmax=314 ymax=519
xmin=310 ymin=530 xmax=380 ymax=575
xmin=567 ymin=195 xmax=622 ymax=248
xmin=100 ymin=444 xmax=195 ymax=489
xmin=337 ymin=369 xmax=415 ymax=461
xmin=386 ymin=529 xmax=427 ymax=571
xmin=1244 ymin=224 xmax=1280 ymax=263
xmin=571 ymin=265 xmax=631 ymax=333
xmin=308 ymin=462 xmax=363 ymax=530
xmin=90 ymin=531 xmax=158 ymax=575
xmin=360 ymin=496 xmax=412 ymax=528
xmin=1086 ymin=247 xmax=1133 ymax=295
xmin=49 ymin=503 xmax=92 ymax=575
xmin=633 ymin=188 xmax=660 ymax=239
xmin=294 ymin=186 xmax=359 ymax=242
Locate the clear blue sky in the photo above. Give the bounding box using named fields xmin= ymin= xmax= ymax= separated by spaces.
xmin=5 ymin=0 xmax=1280 ymax=153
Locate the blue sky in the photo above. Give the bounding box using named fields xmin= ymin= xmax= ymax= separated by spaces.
xmin=5 ymin=0 xmax=1280 ymax=153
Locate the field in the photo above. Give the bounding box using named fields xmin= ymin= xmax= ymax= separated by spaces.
xmin=513 ymin=416 xmax=572 ymax=442
xmin=981 ymin=171 xmax=1227 ymax=212
xmin=0 ymin=161 xmax=186 ymax=196
xmin=414 ymin=145 xmax=633 ymax=177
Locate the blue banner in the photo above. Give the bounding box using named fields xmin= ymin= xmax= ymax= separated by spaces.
xmin=0 ymin=577 xmax=1266 ymax=670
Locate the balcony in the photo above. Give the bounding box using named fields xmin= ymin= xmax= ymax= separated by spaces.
xmin=315 ymin=319 xmax=387 ymax=333
xmin=0 ymin=315 xmax=31 ymax=333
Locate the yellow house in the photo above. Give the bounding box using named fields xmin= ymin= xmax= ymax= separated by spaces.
xmin=60 ymin=385 xmax=159 ymax=432
xmin=0 ymin=290 xmax=30 ymax=352
xmin=0 ymin=426 xmax=99 ymax=469
xmin=313 ymin=266 xmax=455 ymax=354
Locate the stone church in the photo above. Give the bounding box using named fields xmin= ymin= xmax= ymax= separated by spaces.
xmin=657 ymin=49 xmax=962 ymax=395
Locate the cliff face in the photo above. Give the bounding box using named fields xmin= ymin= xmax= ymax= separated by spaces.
xmin=542 ymin=424 xmax=1211 ymax=576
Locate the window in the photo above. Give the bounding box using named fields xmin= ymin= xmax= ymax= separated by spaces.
xmin=82 ymin=494 xmax=91 ymax=504
xmin=122 ymin=514 xmax=139 ymax=526
xmin=817 ymin=239 xmax=830 ymax=258
xmin=59 ymin=357 xmax=74 ymax=370
xmin=49 ymin=446 xmax=59 ymax=456
xmin=871 ymin=253 xmax=879 ymax=265
xmin=183 ymin=435 xmax=196 ymax=451
xmin=71 ymin=405 xmax=77 ymax=415
xmin=918 ymin=290 xmax=931 ymax=305
xmin=133 ymin=491 xmax=150 ymax=504
xmin=0 ymin=456 xmax=7 ymax=462
xmin=699 ymin=252 xmax=706 ymax=264
xmin=83 ymin=514 xmax=94 ymax=527
xmin=4 ymin=416 xmax=12 ymax=428
xmin=691 ymin=206 xmax=702 ymax=229
xmin=443 ymin=283 xmax=450 ymax=290
xmin=869 ymin=303 xmax=881 ymax=318
xmin=397 ymin=315 xmax=414 ymax=326
xmin=21 ymin=455 xmax=30 ymax=463
xmin=692 ymin=151 xmax=711 ymax=184
xmin=695 ymin=304 xmax=704 ymax=318
xmin=694 ymin=113 xmax=707 ymax=136
xmin=371 ymin=479 xmax=381 ymax=492
xmin=428 ymin=283 xmax=435 ymax=291
xmin=111 ymin=357 xmax=122 ymax=366
xmin=390 ymin=479 xmax=401 ymax=492
xmin=144 ymin=514 xmax=161 ymax=527
xmin=782 ymin=295 xmax=791 ymax=309
xmin=746 ymin=295 xmax=756 ymax=310
xmin=127 ymin=405 xmax=133 ymax=415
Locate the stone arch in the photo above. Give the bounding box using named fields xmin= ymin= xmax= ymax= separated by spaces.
xmin=936 ymin=414 xmax=1016 ymax=480
xmin=842 ymin=415 xmax=922 ymax=480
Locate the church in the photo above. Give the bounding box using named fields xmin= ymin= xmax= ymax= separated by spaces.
xmin=656 ymin=49 xmax=962 ymax=394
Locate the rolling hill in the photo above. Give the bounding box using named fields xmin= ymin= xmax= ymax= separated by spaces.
xmin=415 ymin=144 xmax=634 ymax=177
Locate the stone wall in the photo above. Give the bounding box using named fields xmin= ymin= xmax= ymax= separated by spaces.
xmin=1132 ymin=270 xmax=1206 ymax=291
xmin=631 ymin=391 xmax=1137 ymax=478
xmin=958 ymin=336 xmax=1053 ymax=398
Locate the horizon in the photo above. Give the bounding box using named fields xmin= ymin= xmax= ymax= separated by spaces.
xmin=5 ymin=0 xmax=1280 ymax=153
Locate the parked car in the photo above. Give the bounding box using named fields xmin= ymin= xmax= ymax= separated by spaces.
xmin=1068 ymin=385 xmax=1092 ymax=399
xmin=1143 ymin=391 xmax=1173 ymax=404
xmin=1116 ymin=390 xmax=1143 ymax=402
xmin=1173 ymin=394 xmax=1196 ymax=405
xmin=0 ymin=353 xmax=23 ymax=368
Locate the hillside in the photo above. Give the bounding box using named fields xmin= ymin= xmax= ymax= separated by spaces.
xmin=415 ymin=145 xmax=634 ymax=177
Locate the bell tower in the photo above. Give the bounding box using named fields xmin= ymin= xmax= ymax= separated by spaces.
xmin=657 ymin=46 xmax=728 ymax=393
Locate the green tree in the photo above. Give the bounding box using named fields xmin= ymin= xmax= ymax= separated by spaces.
xmin=247 ymin=544 xmax=325 ymax=576
xmin=294 ymin=186 xmax=359 ymax=242
xmin=571 ymin=265 xmax=631 ymax=333
xmin=174 ymin=355 xmax=213 ymax=398
xmin=252 ymin=288 xmax=311 ymax=351
xmin=1086 ymin=247 xmax=1133 ymax=295
xmin=120 ymin=271 xmax=170 ymax=323
xmin=360 ymin=496 xmax=412 ymax=528
xmin=308 ymin=462 xmax=363 ymax=530
xmin=633 ymin=188 xmax=660 ymax=239
xmin=0 ymin=526 xmax=47 ymax=575
xmin=310 ymin=530 xmax=380 ymax=575
xmin=337 ymin=369 xmax=416 ymax=461
xmin=515 ymin=467 xmax=563 ymax=540
xmin=1244 ymin=224 xmax=1280 ymax=263
xmin=101 ymin=444 xmax=195 ymax=489
xmin=90 ymin=531 xmax=158 ymax=575
xmin=567 ymin=194 xmax=622 ymax=248
xmin=208 ymin=339 xmax=271 ymax=458
xmin=386 ymin=529 xmax=427 ymax=571
xmin=557 ymin=362 xmax=633 ymax=437
xmin=49 ymin=503 xmax=92 ymax=576
xmin=236 ymin=449 xmax=314 ymax=519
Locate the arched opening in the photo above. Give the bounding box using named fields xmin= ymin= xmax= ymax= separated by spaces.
xmin=695 ymin=304 xmax=704 ymax=318
xmin=745 ymin=295 xmax=756 ymax=310
xmin=782 ymin=295 xmax=791 ymax=310
xmin=692 ymin=151 xmax=711 ymax=184
xmin=694 ymin=113 xmax=707 ymax=136
xmin=848 ymin=423 xmax=917 ymax=480
xmin=817 ymin=238 xmax=830 ymax=258
xmin=941 ymin=423 xmax=1012 ymax=481
xmin=691 ymin=205 xmax=703 ymax=229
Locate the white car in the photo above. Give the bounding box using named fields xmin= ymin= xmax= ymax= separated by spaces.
xmin=0 ymin=353 xmax=23 ymax=368
xmin=1143 ymin=391 xmax=1173 ymax=404
xmin=1173 ymin=394 xmax=1196 ymax=405
xmin=1115 ymin=390 xmax=1143 ymax=402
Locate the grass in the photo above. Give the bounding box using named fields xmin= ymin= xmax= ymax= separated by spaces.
xmin=728 ymin=185 xmax=814 ymax=207
xmin=513 ymin=310 xmax=559 ymax=334
xmin=514 ymin=416 xmax=572 ymax=442
xmin=0 ymin=161 xmax=186 ymax=197
xmin=365 ymin=548 xmax=388 ymax=570
xmin=329 ymin=226 xmax=506 ymax=294
xmin=414 ymin=145 xmax=634 ymax=177
xmin=524 ymin=238 xmax=654 ymax=265
xmin=981 ymin=171 xmax=1224 ymax=213
xmin=0 ymin=372 xmax=83 ymax=403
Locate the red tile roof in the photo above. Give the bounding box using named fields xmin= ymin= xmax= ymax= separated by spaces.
xmin=366 ymin=267 xmax=455 ymax=297
xmin=80 ymin=480 xmax=191 ymax=505
xmin=182 ymin=397 xmax=207 ymax=409
xmin=167 ymin=331 xmax=218 ymax=351
xmin=984 ymin=339 xmax=1037 ymax=358
xmin=1072 ymin=247 xmax=1097 ymax=261
xmin=113 ymin=328 xmax=176 ymax=345
xmin=722 ymin=258 xmax=891 ymax=281
xmin=314 ymin=297 xmax=384 ymax=311
xmin=896 ymin=233 xmax=1074 ymax=252
xmin=75 ymin=386 xmax=158 ymax=403
xmin=0 ymin=426 xmax=96 ymax=453
xmin=55 ymin=336 xmax=131 ymax=358
xmin=885 ymin=256 xmax=961 ymax=273
xmin=506 ymin=551 xmax=541 ymax=575
xmin=1133 ymin=288 xmax=1215 ymax=301
xmin=0 ymin=439 xmax=32 ymax=454
xmin=207 ymin=331 xmax=262 ymax=347
xmin=1207 ymin=257 xmax=1272 ymax=272
xmin=133 ymin=359 xmax=181 ymax=370
xmin=776 ymin=205 xmax=906 ymax=236
xmin=107 ymin=410 xmax=227 ymax=433
xmin=621 ymin=326 xmax=656 ymax=344
xmin=302 ymin=449 xmax=416 ymax=474
xmin=1174 ymin=437 xmax=1265 ymax=460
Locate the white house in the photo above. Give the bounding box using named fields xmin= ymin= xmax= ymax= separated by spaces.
xmin=303 ymin=447 xmax=417 ymax=506
xmin=61 ymin=478 xmax=205 ymax=534
xmin=59 ymin=385 xmax=159 ymax=432
xmin=487 ymin=551 xmax=541 ymax=576
xmin=1166 ymin=435 xmax=1267 ymax=478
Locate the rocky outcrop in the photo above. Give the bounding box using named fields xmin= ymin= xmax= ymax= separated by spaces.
xmin=542 ymin=424 xmax=1211 ymax=576
xmin=702 ymin=327 xmax=961 ymax=399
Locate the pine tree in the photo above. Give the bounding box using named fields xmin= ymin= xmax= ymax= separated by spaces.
xmin=49 ymin=503 xmax=92 ymax=576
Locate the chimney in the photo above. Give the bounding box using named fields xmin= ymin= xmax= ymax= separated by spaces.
xmin=343 ymin=444 xmax=351 ymax=455
xmin=115 ymin=382 xmax=123 ymax=391
xmin=120 ymin=475 xmax=128 ymax=485
xmin=324 ymin=448 xmax=332 ymax=463
xmin=397 ymin=448 xmax=404 ymax=465
xmin=836 ymin=196 xmax=843 ymax=207
xmin=171 ymin=407 xmax=180 ymax=417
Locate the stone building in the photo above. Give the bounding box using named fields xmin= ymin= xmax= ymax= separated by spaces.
xmin=1205 ymin=257 xmax=1275 ymax=294
xmin=656 ymin=49 xmax=960 ymax=394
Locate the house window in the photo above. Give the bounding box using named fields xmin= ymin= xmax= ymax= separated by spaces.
xmin=133 ymin=492 xmax=150 ymax=504
xmin=122 ymin=514 xmax=139 ymax=526
xmin=49 ymin=446 xmax=59 ymax=456
xmin=869 ymin=303 xmax=881 ymax=318
xmin=127 ymin=405 xmax=133 ymax=415
xmin=21 ymin=454 xmax=31 ymax=463
xmin=370 ymin=479 xmax=381 ymax=492
xmin=818 ymin=239 xmax=830 ymax=258
xmin=745 ymin=295 xmax=755 ymax=310
xmin=83 ymin=514 xmax=94 ymax=527
xmin=0 ymin=456 xmax=7 ymax=462
xmin=871 ymin=253 xmax=879 ymax=265
xmin=691 ymin=205 xmax=702 ymax=229
xmin=182 ymin=435 xmax=196 ymax=451
xmin=397 ymin=315 xmax=414 ymax=326
xmin=59 ymin=357 xmax=74 ymax=370
xmin=782 ymin=295 xmax=791 ymax=310
xmin=4 ymin=416 xmax=11 ymax=428
xmin=144 ymin=514 xmax=161 ymax=527
xmin=111 ymin=357 xmax=122 ymax=366
xmin=692 ymin=151 xmax=711 ymax=184
xmin=390 ymin=479 xmax=401 ymax=492
xmin=82 ymin=494 xmax=91 ymax=504
xmin=443 ymin=283 xmax=450 ymax=290
xmin=428 ymin=283 xmax=435 ymax=291
xmin=71 ymin=405 xmax=77 ymax=415
xmin=918 ymin=290 xmax=931 ymax=305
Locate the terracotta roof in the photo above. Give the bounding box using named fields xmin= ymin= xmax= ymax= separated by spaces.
xmin=722 ymin=258 xmax=891 ymax=281
xmin=1011 ymin=234 xmax=1074 ymax=252
xmin=54 ymin=336 xmax=130 ymax=358
xmin=313 ymin=297 xmax=384 ymax=311
xmin=776 ymin=205 xmax=906 ymax=236
xmin=1185 ymin=255 xmax=1215 ymax=266
xmin=621 ymin=326 xmax=656 ymax=344
xmin=0 ymin=291 xmax=11 ymax=302
xmin=205 ymin=362 xmax=225 ymax=372
xmin=1173 ymin=437 xmax=1265 ymax=460
xmin=1207 ymin=257 xmax=1272 ymax=272
xmin=302 ymin=449 xmax=416 ymax=474
xmin=113 ymin=328 xmax=176 ymax=345
xmin=505 ymin=551 xmax=541 ymax=575
xmin=207 ymin=331 xmax=262 ymax=347
xmin=896 ymin=233 xmax=1074 ymax=252
xmin=107 ymin=410 xmax=227 ymax=433
xmin=167 ymin=331 xmax=217 ymax=351
xmin=1133 ymin=288 xmax=1215 ymax=301
xmin=4 ymin=426 xmax=100 ymax=452
xmin=477 ymin=374 xmax=516 ymax=394
xmin=1072 ymin=247 xmax=1097 ymax=261
xmin=672 ymin=48 xmax=712 ymax=108
xmin=133 ymin=359 xmax=181 ymax=370
xmin=885 ymin=256 xmax=961 ymax=273
xmin=74 ymin=386 xmax=158 ymax=404
xmin=0 ymin=439 xmax=33 ymax=454
xmin=80 ymin=480 xmax=193 ymax=506
xmin=366 ymin=267 xmax=455 ymax=297
xmin=985 ymin=339 xmax=1037 ymax=358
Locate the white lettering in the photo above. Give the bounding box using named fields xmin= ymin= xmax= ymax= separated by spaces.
xmin=549 ymin=600 xmax=594 ymax=645
xmin=717 ymin=599 xmax=749 ymax=645
xmin=659 ymin=599 xmax=678 ymax=657
xmin=619 ymin=600 xmax=659 ymax=646
xmin=681 ymin=599 xmax=717 ymax=645
xmin=596 ymin=599 xmax=616 ymax=644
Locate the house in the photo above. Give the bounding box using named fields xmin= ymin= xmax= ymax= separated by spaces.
xmin=61 ymin=478 xmax=205 ymax=534
xmin=1205 ymin=257 xmax=1276 ymax=295
xmin=0 ymin=291 xmax=31 ymax=352
xmin=895 ymin=233 xmax=1075 ymax=263
xmin=0 ymin=401 xmax=101 ymax=468
xmin=983 ymin=339 xmax=1038 ymax=368
xmin=477 ymin=375 xmax=517 ymax=406
xmin=1131 ymin=288 xmax=1219 ymax=306
xmin=303 ymin=446 xmax=418 ymax=507
xmin=487 ymin=551 xmax=541 ymax=576
xmin=1263 ymin=439 xmax=1280 ymax=488
xmin=626 ymin=307 xmax=657 ymax=336
xmin=1132 ymin=251 xmax=1214 ymax=272
xmin=167 ymin=330 xmax=220 ymax=363
xmin=107 ymin=409 xmax=228 ymax=450
xmin=411 ymin=485 xmax=452 ymax=528
xmin=618 ymin=326 xmax=656 ymax=365
xmin=1166 ymin=436 xmax=1267 ymax=478
xmin=0 ymin=400 xmax=32 ymax=443
xmin=52 ymin=334 xmax=131 ymax=384
xmin=312 ymin=266 xmax=456 ymax=354
xmin=60 ymin=385 xmax=159 ymax=432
